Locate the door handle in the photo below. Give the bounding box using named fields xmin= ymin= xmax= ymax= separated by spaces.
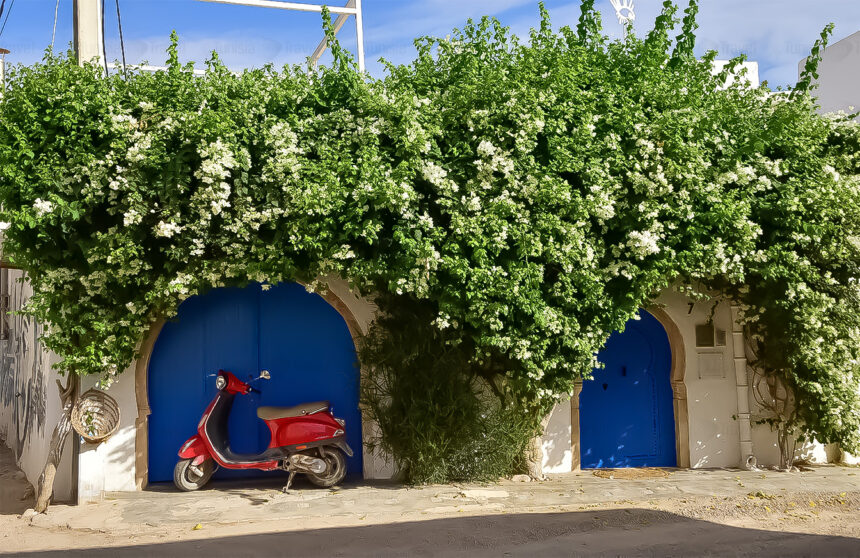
xmin=602 ymin=383 xmax=608 ymax=391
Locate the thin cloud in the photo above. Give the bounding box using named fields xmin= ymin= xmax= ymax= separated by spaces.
xmin=6 ymin=0 xmax=857 ymax=88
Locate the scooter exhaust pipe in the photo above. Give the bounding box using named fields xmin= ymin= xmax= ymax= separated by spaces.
xmin=289 ymin=454 xmax=327 ymax=474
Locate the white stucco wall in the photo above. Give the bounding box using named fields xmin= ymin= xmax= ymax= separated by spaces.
xmin=539 ymin=287 xmax=838 ymax=474
xmin=540 ymin=290 xmax=746 ymax=472
xmin=0 ymin=270 xmax=74 ymax=502
xmin=541 ymin=396 xmax=572 ymax=474
xmin=800 ymin=30 xmax=860 ymax=118
xmin=657 ymin=290 xmax=743 ymax=469
xmin=77 ymin=365 xmax=138 ymax=502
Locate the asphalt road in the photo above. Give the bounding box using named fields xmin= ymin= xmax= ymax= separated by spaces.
xmin=10 ymin=509 xmax=860 ymax=557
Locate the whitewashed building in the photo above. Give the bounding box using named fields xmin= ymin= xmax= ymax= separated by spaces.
xmin=799 ymin=30 xmax=860 ymax=119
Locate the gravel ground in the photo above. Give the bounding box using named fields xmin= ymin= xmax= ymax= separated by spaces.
xmin=2 ymin=442 xmax=860 ymax=557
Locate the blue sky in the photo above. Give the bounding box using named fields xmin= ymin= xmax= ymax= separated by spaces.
xmin=1 ymin=1 xmax=858 ymax=88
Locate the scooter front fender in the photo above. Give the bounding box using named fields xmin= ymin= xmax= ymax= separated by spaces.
xmin=178 ymin=434 xmax=210 ymax=459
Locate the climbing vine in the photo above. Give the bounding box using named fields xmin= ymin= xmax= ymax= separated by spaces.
xmin=0 ymin=1 xmax=859 ymax=479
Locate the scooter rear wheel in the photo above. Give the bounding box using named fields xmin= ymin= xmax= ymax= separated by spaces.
xmin=174 ymin=458 xmax=215 ymax=491
xmin=306 ymin=447 xmax=347 ymax=488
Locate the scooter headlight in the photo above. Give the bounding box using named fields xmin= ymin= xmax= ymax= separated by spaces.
xmin=215 ymin=375 xmax=227 ymax=390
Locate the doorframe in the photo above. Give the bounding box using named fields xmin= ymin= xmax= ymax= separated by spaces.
xmin=132 ymin=283 xmax=368 ymax=489
xmin=570 ymin=307 xmax=690 ymax=469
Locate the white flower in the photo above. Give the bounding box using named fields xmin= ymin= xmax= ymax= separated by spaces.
xmin=127 ymin=134 xmax=153 ymax=162
xmin=627 ymin=230 xmax=661 ymax=259
xmin=421 ymin=162 xmax=447 ymax=184
xmin=332 ymin=244 xmax=356 ymax=260
xmin=0 ymin=221 xmax=10 ymax=230
xmin=477 ymin=140 xmax=498 ymax=158
xmin=433 ymin=313 xmax=452 ymax=329
xmin=418 ymin=212 xmax=434 ymax=228
xmin=33 ymin=198 xmax=54 ymax=217
xmin=464 ymin=194 xmax=481 ymax=212
xmin=193 ymin=140 xmax=236 ymax=218
xmin=110 ymin=113 xmax=137 ymax=128
xmin=154 ymin=221 xmax=182 ymax=238
xmin=824 ymin=165 xmax=841 ymax=182
xmin=123 ymin=209 xmax=142 ymax=227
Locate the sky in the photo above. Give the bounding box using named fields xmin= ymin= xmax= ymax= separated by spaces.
xmin=0 ymin=1 xmax=858 ymax=88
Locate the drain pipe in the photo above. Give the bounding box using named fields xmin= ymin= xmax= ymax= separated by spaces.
xmin=731 ymin=304 xmax=756 ymax=469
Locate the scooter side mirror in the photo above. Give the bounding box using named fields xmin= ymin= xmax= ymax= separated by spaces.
xmin=260 ymin=370 xmax=271 ymax=380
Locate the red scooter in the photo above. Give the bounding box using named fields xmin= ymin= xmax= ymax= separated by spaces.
xmin=173 ymin=369 xmax=353 ymax=492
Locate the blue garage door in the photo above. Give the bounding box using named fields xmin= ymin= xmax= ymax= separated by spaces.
xmin=579 ymin=310 xmax=676 ymax=468
xmin=147 ymin=282 xmax=362 ymax=483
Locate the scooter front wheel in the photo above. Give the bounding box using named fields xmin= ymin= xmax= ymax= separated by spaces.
xmin=306 ymin=447 xmax=347 ymax=488
xmin=174 ymin=458 xmax=215 ymax=492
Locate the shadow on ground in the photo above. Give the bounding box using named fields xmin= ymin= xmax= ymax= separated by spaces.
xmin=145 ymin=474 xmax=389 ymax=493
xmin=15 ymin=509 xmax=860 ymax=557
xmin=0 ymin=440 xmax=34 ymax=515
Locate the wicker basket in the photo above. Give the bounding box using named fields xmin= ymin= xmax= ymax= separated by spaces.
xmin=71 ymin=389 xmax=120 ymax=444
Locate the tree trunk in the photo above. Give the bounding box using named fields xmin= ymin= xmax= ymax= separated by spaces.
xmin=526 ymin=411 xmax=553 ymax=480
xmin=777 ymin=427 xmax=797 ymax=471
xmin=34 ymin=375 xmax=77 ymax=513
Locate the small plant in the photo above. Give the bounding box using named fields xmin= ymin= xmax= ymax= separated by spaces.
xmin=359 ymin=296 xmax=544 ymax=483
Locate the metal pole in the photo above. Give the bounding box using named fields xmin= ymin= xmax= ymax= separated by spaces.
xmin=354 ymin=0 xmax=364 ymax=73
xmin=196 ymin=0 xmax=356 ymax=15
xmin=73 ymin=0 xmax=104 ymax=66
xmin=0 ymin=49 xmax=7 ymax=99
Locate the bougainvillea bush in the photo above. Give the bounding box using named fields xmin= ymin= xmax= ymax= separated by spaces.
xmin=1 ymin=1 xmax=859 ymax=479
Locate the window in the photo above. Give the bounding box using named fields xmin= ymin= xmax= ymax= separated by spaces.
xmin=695 ymin=323 xmax=726 ymax=348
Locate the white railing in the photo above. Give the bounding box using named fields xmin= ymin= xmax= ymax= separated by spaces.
xmin=196 ymin=0 xmax=365 ymax=72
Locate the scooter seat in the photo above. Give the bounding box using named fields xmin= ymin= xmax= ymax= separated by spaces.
xmin=257 ymin=401 xmax=329 ymax=420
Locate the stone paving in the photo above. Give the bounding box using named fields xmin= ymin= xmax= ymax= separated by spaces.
xmin=33 ymin=465 xmax=860 ymax=533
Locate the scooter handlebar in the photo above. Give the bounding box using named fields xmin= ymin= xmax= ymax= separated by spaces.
xmin=248 ymin=386 xmax=261 ymax=394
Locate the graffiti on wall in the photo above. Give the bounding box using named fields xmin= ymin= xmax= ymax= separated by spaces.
xmin=0 ymin=273 xmax=48 ymax=459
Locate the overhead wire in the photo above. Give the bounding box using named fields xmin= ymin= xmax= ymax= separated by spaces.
xmin=0 ymin=0 xmax=6 ymax=24
xmin=100 ymin=0 xmax=108 ymax=75
xmin=0 ymin=0 xmax=15 ymax=39
xmin=115 ymin=0 xmax=126 ymax=75
xmin=51 ymin=0 xmax=60 ymax=50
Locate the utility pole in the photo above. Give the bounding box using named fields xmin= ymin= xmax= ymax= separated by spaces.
xmin=0 ymin=48 xmax=8 ymax=96
xmin=73 ymin=0 xmax=103 ymax=65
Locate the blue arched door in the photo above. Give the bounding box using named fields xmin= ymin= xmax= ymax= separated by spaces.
xmin=579 ymin=311 xmax=676 ymax=468
xmin=147 ymin=282 xmax=363 ymax=483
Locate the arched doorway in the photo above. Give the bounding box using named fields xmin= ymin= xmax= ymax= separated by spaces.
xmin=579 ymin=310 xmax=677 ymax=468
xmin=146 ymin=282 xmax=363 ymax=483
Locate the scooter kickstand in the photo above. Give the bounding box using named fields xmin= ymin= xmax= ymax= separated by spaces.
xmin=282 ymin=471 xmax=297 ymax=493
